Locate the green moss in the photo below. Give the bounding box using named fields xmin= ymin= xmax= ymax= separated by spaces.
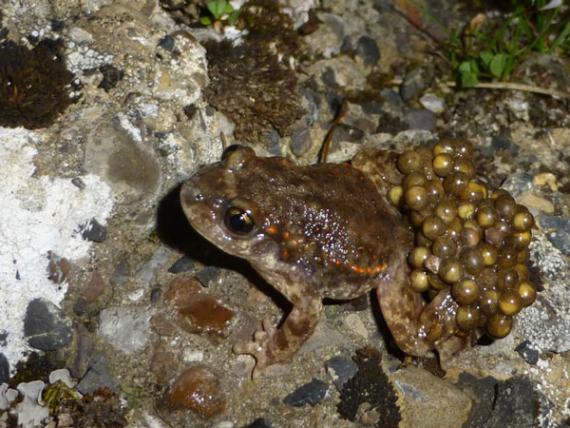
xmin=0 ymin=39 xmax=77 ymax=129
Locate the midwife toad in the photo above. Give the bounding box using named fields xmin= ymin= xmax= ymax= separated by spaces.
xmin=180 ymin=145 xmax=470 ymax=374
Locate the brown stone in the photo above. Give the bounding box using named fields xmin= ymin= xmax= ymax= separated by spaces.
xmin=47 ymin=251 xmax=71 ymax=284
xmin=83 ymin=270 xmax=106 ymax=303
xmin=168 ymin=365 xmax=225 ymax=418
xmin=150 ymin=313 xmax=177 ymax=336
xmin=150 ymin=342 xmax=179 ymax=385
xmin=165 ymin=276 xmax=235 ymax=337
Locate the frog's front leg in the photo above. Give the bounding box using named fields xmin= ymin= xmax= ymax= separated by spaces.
xmin=234 ymin=294 xmax=323 ymax=377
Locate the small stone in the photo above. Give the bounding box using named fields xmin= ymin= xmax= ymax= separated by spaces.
xmin=0 ymin=383 xmax=18 ymax=410
xmin=283 ymin=379 xmax=329 ymax=407
xmin=245 ymin=418 xmax=273 ymax=428
xmin=165 ymin=276 xmax=234 ymax=337
xmin=325 ymin=356 xmax=358 ymax=390
xmin=355 ymin=36 xmax=380 ymax=66
xmin=168 ymin=256 xmax=195 ymax=274
xmin=515 ymin=340 xmax=539 ymax=365
xmin=70 ymin=326 xmax=94 ymax=379
xmin=83 ymin=270 xmax=106 ymax=303
xmin=98 ymin=64 xmax=124 ymax=91
xmin=405 ymin=109 xmax=436 ymax=131
xmin=111 ymin=258 xmax=130 ymax=286
xmin=0 ymin=353 xmax=9 ymax=383
xmin=150 ymin=342 xmax=179 ymax=385
xmin=150 ymin=313 xmax=177 ymax=336
xmin=158 ymin=35 xmax=175 ymax=51
xmin=168 ymin=365 xmax=225 ymax=419
xmin=539 ymin=215 xmax=570 ymax=256
xmin=76 ymin=354 xmax=118 ymax=395
xmin=79 ymin=218 xmax=107 ymax=243
xmin=419 ymin=93 xmax=445 ymax=114
xmin=73 ymin=298 xmax=87 ymax=316
xmin=135 ymin=247 xmax=171 ymax=288
xmin=491 ymin=136 xmax=519 ymax=156
xmin=24 ymin=298 xmax=73 ymax=351
xmin=71 ymin=177 xmax=85 ymax=189
xmin=400 ymin=69 xmax=426 ymax=101
xmin=500 ymin=173 xmax=533 ymax=196
xmin=331 ymin=124 xmax=365 ymax=144
xmin=195 ymin=265 xmax=220 ymax=287
xmin=98 ymin=307 xmax=150 ymax=354
xmin=290 ymin=125 xmax=312 ymax=157
xmin=47 ymin=251 xmax=71 ymax=284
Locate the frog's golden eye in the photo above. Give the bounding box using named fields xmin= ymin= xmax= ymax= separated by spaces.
xmin=224 ymin=206 xmax=256 ymax=235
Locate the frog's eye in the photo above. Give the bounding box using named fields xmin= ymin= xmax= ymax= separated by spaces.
xmin=224 ymin=206 xmax=256 ymax=235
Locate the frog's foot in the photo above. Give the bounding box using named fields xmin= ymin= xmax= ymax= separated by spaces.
xmin=233 ymin=298 xmax=323 ymax=378
xmin=233 ymin=318 xmax=276 ymax=376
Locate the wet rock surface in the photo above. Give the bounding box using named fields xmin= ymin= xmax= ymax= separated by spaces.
xmin=0 ymin=0 xmax=569 ymax=427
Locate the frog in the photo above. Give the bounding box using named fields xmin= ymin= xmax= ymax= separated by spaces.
xmin=180 ymin=145 xmax=466 ymax=375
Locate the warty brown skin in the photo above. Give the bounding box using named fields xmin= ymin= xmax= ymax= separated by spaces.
xmin=180 ymin=146 xmax=465 ymax=376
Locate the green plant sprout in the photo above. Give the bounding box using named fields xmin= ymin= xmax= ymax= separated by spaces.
xmin=200 ymin=0 xmax=240 ymax=27
xmin=414 ymin=0 xmax=570 ymax=87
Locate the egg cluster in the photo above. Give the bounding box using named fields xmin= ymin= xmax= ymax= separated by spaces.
xmin=388 ymin=139 xmax=536 ymax=339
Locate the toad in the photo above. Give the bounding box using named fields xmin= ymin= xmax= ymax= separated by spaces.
xmin=180 ymin=142 xmax=535 ymax=374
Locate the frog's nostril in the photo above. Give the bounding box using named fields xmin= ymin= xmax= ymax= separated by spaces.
xmin=181 ymin=182 xmax=204 ymax=205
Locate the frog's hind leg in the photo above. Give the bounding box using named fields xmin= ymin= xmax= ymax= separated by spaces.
xmin=234 ymin=294 xmax=323 ymax=377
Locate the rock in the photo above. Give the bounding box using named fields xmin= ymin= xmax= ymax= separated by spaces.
xmin=331 ymin=124 xmax=365 ymax=144
xmin=338 ymin=348 xmax=400 ymax=426
xmin=245 ymin=418 xmax=273 ymax=428
xmin=501 ymin=173 xmax=533 ymax=196
xmin=76 ymin=354 xmax=118 ymax=395
xmin=283 ymin=378 xmax=329 ymax=407
xmin=82 ymin=270 xmax=106 ymax=303
xmin=400 ymin=68 xmax=426 ymax=101
xmin=70 ymin=326 xmax=95 ymax=379
xmin=325 ymin=356 xmax=358 ymax=390
xmin=73 ymin=298 xmax=87 ymax=316
xmin=195 ymin=265 xmax=220 ymax=287
xmin=0 ymin=353 xmax=9 ymax=384
xmin=405 ymin=108 xmax=436 ymax=131
xmin=78 ymin=218 xmax=107 ymax=243
xmin=355 ymin=36 xmax=380 ymax=66
xmin=150 ymin=342 xmax=179 ymax=385
xmin=538 ymin=215 xmax=570 ymax=256
xmin=515 ymin=340 xmax=540 ymax=365
xmin=392 ymin=366 xmax=471 ymax=428
xmin=46 ymin=251 xmax=71 ymax=284
xmin=168 ymin=256 xmax=195 ymax=274
xmin=98 ymin=307 xmax=150 ymax=354
xmin=135 ymin=247 xmax=171 ymax=289
xmin=459 ymin=374 xmax=539 ymax=428
xmin=419 ymin=94 xmax=445 ymax=114
xmin=290 ymin=125 xmax=312 ymax=157
xmin=168 ymin=365 xmax=225 ymax=419
xmin=164 ymin=276 xmax=234 ymax=337
xmin=491 ymin=136 xmax=519 ymax=156
xmin=24 ymin=298 xmax=73 ymax=351
xmin=158 ymin=35 xmax=175 ymax=51
xmin=98 ymin=64 xmax=124 ymax=91
xmin=0 ymin=383 xmax=18 ymax=411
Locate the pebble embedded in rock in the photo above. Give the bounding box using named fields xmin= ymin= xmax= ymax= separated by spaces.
xmin=405 ymin=108 xmax=436 ymax=131
xmin=356 ymin=36 xmax=380 ymax=66
xmin=245 ymin=417 xmax=273 ymax=428
xmin=325 ymin=356 xmax=358 ymax=390
xmin=98 ymin=64 xmax=124 ymax=91
xmin=419 ymin=94 xmax=445 ymax=114
xmin=79 ymin=218 xmax=107 ymax=243
xmin=290 ymin=125 xmax=312 ymax=157
xmin=47 ymin=251 xmax=71 ymax=284
xmin=0 ymin=353 xmax=9 ymax=383
xmin=331 ymin=124 xmax=365 ymax=144
xmin=400 ymin=68 xmax=426 ymax=101
xmin=82 ymin=270 xmax=106 ymax=303
xmin=515 ymin=340 xmax=539 ymax=365
xmin=168 ymin=365 xmax=225 ymax=419
xmin=283 ymin=378 xmax=329 ymax=407
xmin=76 ymin=354 xmax=118 ymax=395
xmin=195 ymin=265 xmax=220 ymax=287
xmin=98 ymin=307 xmax=150 ymax=354
xmin=168 ymin=256 xmax=195 ymax=274
xmin=24 ymin=298 xmax=73 ymax=351
xmin=165 ymin=276 xmax=234 ymax=337
xmin=539 ymin=215 xmax=570 ymax=256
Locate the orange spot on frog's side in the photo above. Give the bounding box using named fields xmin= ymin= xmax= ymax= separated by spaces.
xmin=266 ymin=225 xmax=279 ymax=235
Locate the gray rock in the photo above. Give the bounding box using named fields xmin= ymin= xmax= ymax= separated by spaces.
xmin=405 ymin=109 xmax=436 ymax=131
xmin=419 ymin=94 xmax=445 ymax=114
xmin=168 ymin=256 xmax=195 ymax=274
xmin=79 ymin=217 xmax=107 ymax=243
xmin=98 ymin=307 xmax=150 ymax=354
xmin=24 ymin=298 xmax=72 ymax=351
xmin=331 ymin=124 xmax=365 ymax=144
xmin=356 ymin=36 xmax=380 ymax=66
xmin=0 ymin=353 xmax=8 ymax=384
xmin=515 ymin=340 xmax=539 ymax=365
xmin=325 ymin=356 xmax=358 ymax=390
xmin=135 ymin=246 xmax=171 ymax=288
xmin=538 ymin=215 xmax=570 ymax=256
xmin=195 ymin=265 xmax=220 ymax=287
xmin=76 ymin=354 xmax=118 ymax=395
xmin=500 ymin=173 xmax=533 ymax=196
xmin=400 ymin=68 xmax=426 ymax=101
xmin=290 ymin=126 xmax=312 ymax=157
xmin=283 ymin=379 xmax=329 ymax=407
xmin=70 ymin=326 xmax=95 ymax=379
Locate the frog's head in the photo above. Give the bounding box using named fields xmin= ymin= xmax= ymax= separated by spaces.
xmin=180 ymin=145 xmax=282 ymax=262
